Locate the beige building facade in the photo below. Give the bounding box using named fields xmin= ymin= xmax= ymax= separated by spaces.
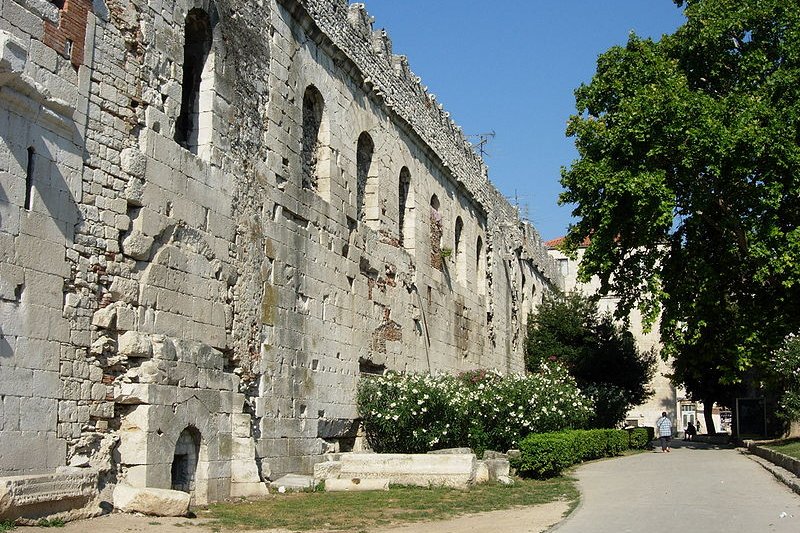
xmin=545 ymin=240 xmax=678 ymax=431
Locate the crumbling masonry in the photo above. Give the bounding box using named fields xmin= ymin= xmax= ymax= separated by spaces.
xmin=0 ymin=0 xmax=560 ymax=517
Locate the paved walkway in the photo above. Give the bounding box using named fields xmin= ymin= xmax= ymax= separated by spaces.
xmin=554 ymin=440 xmax=800 ymax=532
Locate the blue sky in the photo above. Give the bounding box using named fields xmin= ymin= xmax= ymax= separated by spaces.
xmin=364 ymin=1 xmax=687 ymax=240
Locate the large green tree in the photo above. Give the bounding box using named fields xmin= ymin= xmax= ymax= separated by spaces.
xmin=559 ymin=0 xmax=800 ymax=433
xmin=526 ymin=291 xmax=656 ymax=428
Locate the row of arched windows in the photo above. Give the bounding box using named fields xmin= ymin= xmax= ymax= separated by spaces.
xmin=171 ymin=8 xmax=488 ymax=296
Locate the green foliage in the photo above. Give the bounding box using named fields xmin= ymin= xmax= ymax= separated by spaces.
xmin=526 ymin=291 xmax=656 ymax=428
xmin=0 ymin=520 xmax=15 ymax=532
xmin=628 ymin=427 xmax=654 ymax=450
xmin=514 ymin=432 xmax=578 ymax=478
xmin=766 ymin=334 xmax=800 ymax=423
xmin=35 ymin=518 xmax=64 ymax=528
xmin=357 ymin=364 xmax=593 ymax=455
xmin=559 ymin=0 xmax=800 ymax=419
xmin=513 ymin=429 xmax=635 ymax=478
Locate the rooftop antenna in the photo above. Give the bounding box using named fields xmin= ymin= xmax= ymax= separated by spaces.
xmin=507 ymin=189 xmax=532 ymax=223
xmin=467 ymin=131 xmax=496 ymax=158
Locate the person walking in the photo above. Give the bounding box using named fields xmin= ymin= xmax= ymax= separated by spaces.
xmin=656 ymin=411 xmax=673 ymax=452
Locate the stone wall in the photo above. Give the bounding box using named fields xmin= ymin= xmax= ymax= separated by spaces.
xmin=0 ymin=0 xmax=560 ymax=511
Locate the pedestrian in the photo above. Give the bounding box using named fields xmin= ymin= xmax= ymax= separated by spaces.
xmin=685 ymin=421 xmax=697 ymax=441
xmin=656 ymin=411 xmax=672 ymax=452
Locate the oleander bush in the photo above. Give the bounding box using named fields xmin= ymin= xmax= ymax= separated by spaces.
xmin=357 ymin=362 xmax=593 ymax=455
xmin=513 ymin=428 xmax=639 ymax=478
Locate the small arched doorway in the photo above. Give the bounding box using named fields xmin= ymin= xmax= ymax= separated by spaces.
xmin=171 ymin=427 xmax=201 ymax=493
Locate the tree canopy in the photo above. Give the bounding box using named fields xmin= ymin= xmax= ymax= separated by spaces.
xmin=559 ymin=0 xmax=800 ymax=427
xmin=526 ymin=291 xmax=656 ymax=428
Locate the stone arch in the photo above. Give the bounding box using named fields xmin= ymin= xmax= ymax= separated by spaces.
xmin=175 ymin=5 xmax=219 ymax=157
xmin=171 ymin=426 xmax=200 ymax=493
xmin=301 ymin=85 xmax=331 ymax=197
xmin=476 ymin=235 xmax=486 ymax=295
xmin=25 ymin=146 xmax=35 ymax=211
xmin=454 ymin=216 xmax=465 ymax=281
xmin=398 ymin=166 xmax=413 ymax=252
xmin=429 ymin=194 xmax=442 ymax=270
xmin=356 ymin=131 xmax=376 ymax=227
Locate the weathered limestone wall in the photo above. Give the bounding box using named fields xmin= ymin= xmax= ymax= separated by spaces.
xmin=0 ymin=0 xmax=559 ymax=510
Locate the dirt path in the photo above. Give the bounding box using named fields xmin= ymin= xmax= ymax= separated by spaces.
xmin=19 ymin=501 xmax=570 ymax=533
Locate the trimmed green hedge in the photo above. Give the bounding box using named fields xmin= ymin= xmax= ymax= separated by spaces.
xmin=628 ymin=427 xmax=653 ymax=450
xmin=513 ymin=428 xmax=651 ymax=478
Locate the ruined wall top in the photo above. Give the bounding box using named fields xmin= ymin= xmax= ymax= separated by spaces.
xmin=282 ymin=0 xmax=559 ymax=282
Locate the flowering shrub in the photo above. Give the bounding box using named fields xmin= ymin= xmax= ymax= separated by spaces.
xmin=357 ymin=362 xmax=593 ymax=455
xmin=769 ymin=334 xmax=800 ymax=422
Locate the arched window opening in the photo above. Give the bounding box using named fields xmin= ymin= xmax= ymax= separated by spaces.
xmin=398 ymin=167 xmax=412 ymax=249
xmin=476 ymin=236 xmax=486 ymax=295
xmin=521 ymin=270 xmax=529 ymax=319
xmin=356 ymin=132 xmax=376 ymax=226
xmin=454 ymin=216 xmax=464 ymax=281
xmin=429 ymin=194 xmax=443 ymax=271
xmin=171 ymin=427 xmax=200 ymax=494
xmin=25 ymin=147 xmax=35 ymax=211
xmin=301 ymin=85 xmax=324 ymax=191
xmin=175 ymin=8 xmax=215 ymax=156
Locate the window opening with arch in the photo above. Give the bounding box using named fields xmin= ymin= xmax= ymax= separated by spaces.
xmin=476 ymin=235 xmax=486 ymax=295
xmin=171 ymin=427 xmax=200 ymax=494
xmin=356 ymin=132 xmax=377 ymax=227
xmin=454 ymin=216 xmax=465 ymax=281
xmin=398 ymin=166 xmax=413 ymax=252
xmin=429 ymin=194 xmax=443 ymax=271
xmin=301 ymin=85 xmax=331 ymax=197
xmin=175 ymin=7 xmax=217 ymax=157
xmin=25 ymin=147 xmax=35 ymax=211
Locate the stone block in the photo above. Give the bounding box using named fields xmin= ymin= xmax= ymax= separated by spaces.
xmin=338 ymin=453 xmax=477 ymax=489
xmin=484 ymin=458 xmax=511 ymax=481
xmin=0 ymin=30 xmax=26 ymax=85
xmin=312 ymin=460 xmax=341 ymax=483
xmin=474 ymin=460 xmax=489 ymax=484
xmin=91 ymin=302 xmax=121 ymax=330
xmin=118 ymin=331 xmax=153 ymax=359
xmin=0 ymin=469 xmax=98 ymax=521
xmin=324 ymin=477 xmax=389 ymax=492
xmin=232 ymin=413 xmax=251 ymax=439
xmin=112 ymin=484 xmax=190 ymax=517
xmin=229 ymin=481 xmax=268 ymax=498
xmin=317 ymin=417 xmax=359 ymax=439
xmin=270 ymin=474 xmax=314 ymax=491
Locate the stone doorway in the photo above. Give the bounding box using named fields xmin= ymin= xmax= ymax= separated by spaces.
xmin=171 ymin=427 xmax=200 ymax=493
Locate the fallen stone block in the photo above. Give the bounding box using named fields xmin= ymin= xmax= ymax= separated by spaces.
xmin=474 ymin=461 xmax=490 ymax=484
xmin=484 ymin=458 xmax=511 ymax=481
xmin=339 ymin=453 xmax=476 ymax=489
xmin=313 ymin=460 xmax=342 ymax=484
xmin=0 ymin=470 xmax=99 ymax=522
xmin=428 ymin=447 xmax=473 ymax=455
xmin=112 ymin=484 xmax=190 ymax=516
xmin=325 ymin=477 xmax=390 ymax=492
xmin=270 ymin=474 xmax=315 ymax=491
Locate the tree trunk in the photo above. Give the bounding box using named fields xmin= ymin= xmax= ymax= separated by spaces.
xmin=703 ymin=399 xmax=716 ymax=435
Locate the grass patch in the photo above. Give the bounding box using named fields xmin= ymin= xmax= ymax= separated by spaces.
xmin=0 ymin=520 xmax=15 ymax=532
xmin=766 ymin=438 xmax=800 ymax=460
xmin=206 ymin=477 xmax=577 ymax=531
xmin=35 ymin=518 xmax=64 ymax=528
